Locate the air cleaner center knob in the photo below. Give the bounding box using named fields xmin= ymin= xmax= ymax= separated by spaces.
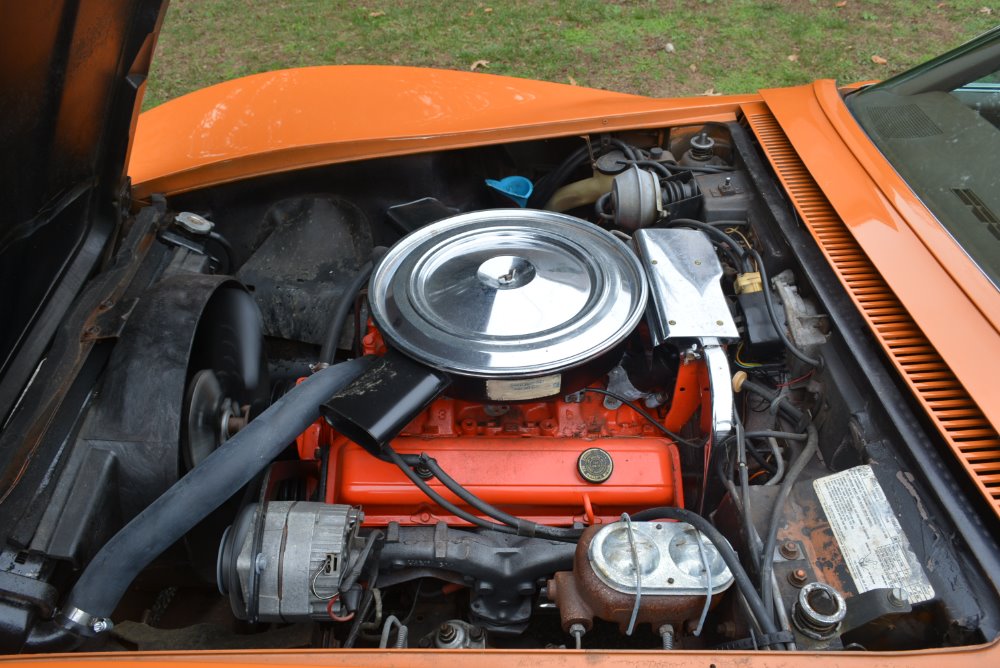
xmin=477 ymin=255 xmax=536 ymax=289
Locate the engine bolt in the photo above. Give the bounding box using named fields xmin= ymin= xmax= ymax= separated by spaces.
xmin=888 ymin=587 xmax=908 ymax=607
xmin=469 ymin=626 xmax=484 ymax=641
xmin=788 ymin=568 xmax=809 ymax=587
xmin=438 ymin=623 xmax=457 ymax=644
xmin=779 ymin=541 xmax=799 ymax=559
xmin=716 ymin=621 xmax=738 ymax=638
xmin=659 ymin=624 xmax=675 ymax=650
xmin=91 ymin=618 xmax=110 ymax=633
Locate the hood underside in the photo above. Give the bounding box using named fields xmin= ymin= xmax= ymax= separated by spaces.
xmin=0 ymin=0 xmax=165 ymax=422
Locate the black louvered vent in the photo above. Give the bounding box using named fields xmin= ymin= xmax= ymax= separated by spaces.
xmin=744 ymin=105 xmax=1000 ymax=517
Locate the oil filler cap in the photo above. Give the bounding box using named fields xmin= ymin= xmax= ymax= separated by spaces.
xmin=578 ymin=447 xmax=614 ymax=483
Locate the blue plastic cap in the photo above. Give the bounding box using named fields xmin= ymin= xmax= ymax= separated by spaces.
xmin=485 ymin=176 xmax=534 ymax=208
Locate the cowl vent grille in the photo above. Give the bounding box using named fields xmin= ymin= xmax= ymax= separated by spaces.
xmin=744 ymin=106 xmax=1000 ymax=516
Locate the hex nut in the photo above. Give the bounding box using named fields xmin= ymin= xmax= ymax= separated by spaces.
xmin=788 ymin=568 xmax=809 ymax=587
xmin=779 ymin=541 xmax=800 ymax=559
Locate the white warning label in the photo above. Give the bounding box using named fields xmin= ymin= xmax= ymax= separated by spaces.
xmin=813 ymin=465 xmax=934 ymax=604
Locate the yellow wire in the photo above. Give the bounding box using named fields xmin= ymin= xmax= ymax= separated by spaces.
xmin=726 ymin=227 xmax=758 ymax=270
xmin=736 ymin=341 xmax=762 ymax=368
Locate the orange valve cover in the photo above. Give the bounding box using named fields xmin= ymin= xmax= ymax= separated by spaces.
xmin=325 ymin=436 xmax=683 ymax=527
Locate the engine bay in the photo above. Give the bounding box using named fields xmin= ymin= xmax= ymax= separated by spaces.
xmin=2 ymin=121 xmax=998 ymax=654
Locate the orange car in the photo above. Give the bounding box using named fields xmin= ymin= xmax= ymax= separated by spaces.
xmin=1 ymin=2 xmax=998 ymax=667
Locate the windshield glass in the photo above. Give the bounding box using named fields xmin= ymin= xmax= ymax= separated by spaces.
xmin=846 ymin=27 xmax=1000 ymax=288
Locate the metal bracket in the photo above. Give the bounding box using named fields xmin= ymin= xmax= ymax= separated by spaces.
xmin=80 ymin=298 xmax=138 ymax=342
xmin=158 ymin=228 xmax=208 ymax=256
xmin=840 ymin=587 xmax=913 ymax=634
xmin=700 ymin=337 xmax=734 ymax=443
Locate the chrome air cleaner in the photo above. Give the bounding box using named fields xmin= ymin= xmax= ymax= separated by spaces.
xmin=368 ymin=209 xmax=648 ymax=401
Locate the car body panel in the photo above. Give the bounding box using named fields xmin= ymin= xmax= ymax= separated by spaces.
xmin=1 ymin=642 xmax=998 ymax=666
xmin=759 ymin=81 xmax=1000 ymax=439
xmin=128 ymin=65 xmax=758 ymax=199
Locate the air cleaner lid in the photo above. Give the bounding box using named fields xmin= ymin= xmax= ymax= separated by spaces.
xmin=369 ymin=209 xmax=648 ymax=378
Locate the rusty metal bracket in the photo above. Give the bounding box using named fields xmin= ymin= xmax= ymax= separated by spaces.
xmin=80 ymin=298 xmax=138 ymax=342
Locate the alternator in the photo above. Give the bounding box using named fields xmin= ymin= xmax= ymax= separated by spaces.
xmin=217 ymin=502 xmax=361 ymax=622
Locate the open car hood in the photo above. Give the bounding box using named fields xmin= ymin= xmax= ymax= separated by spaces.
xmin=0 ymin=1 xmax=166 ymax=422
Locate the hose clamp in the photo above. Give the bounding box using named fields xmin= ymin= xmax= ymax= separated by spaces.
xmin=60 ymin=606 xmax=114 ymax=634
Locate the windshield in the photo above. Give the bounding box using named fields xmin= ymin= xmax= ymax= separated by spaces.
xmin=847 ymin=26 xmax=1000 ymax=289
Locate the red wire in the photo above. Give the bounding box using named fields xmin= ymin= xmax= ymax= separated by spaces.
xmin=326 ymin=593 xmax=355 ymax=622
xmin=776 ymin=369 xmax=814 ymax=388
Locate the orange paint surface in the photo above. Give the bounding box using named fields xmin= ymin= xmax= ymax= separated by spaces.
xmin=758 ymin=82 xmax=1000 ymax=436
xmin=128 ymin=65 xmax=756 ymax=199
xmin=4 ymin=642 xmax=999 ymax=666
xmin=331 ymin=437 xmax=682 ymax=527
xmin=293 ymin=366 xmax=706 ymax=526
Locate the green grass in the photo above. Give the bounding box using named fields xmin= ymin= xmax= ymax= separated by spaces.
xmin=145 ymin=0 xmax=999 ymax=109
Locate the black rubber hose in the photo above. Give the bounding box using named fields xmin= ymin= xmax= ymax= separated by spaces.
xmin=666 ymin=218 xmax=752 ymax=272
xmin=747 ymin=247 xmax=822 ymax=368
xmin=616 ymin=159 xmax=672 ymax=178
xmin=22 ymin=624 xmax=82 ymax=653
xmin=735 ymin=418 xmax=760 ymax=573
xmin=715 ymin=436 xmax=736 ymax=486
xmin=343 ymin=588 xmax=375 ymax=648
xmin=740 ymin=380 xmax=808 ymax=430
xmin=416 ymin=454 xmax=583 ymax=541
xmin=744 ymin=430 xmax=808 ymax=441
xmin=707 ymin=219 xmax=750 ymax=227
xmin=607 ymin=138 xmax=639 ymax=161
xmin=206 ymin=230 xmax=236 ymax=273
xmin=627 ymin=506 xmax=780 ymax=638
xmin=666 ymin=163 xmax=735 ymax=173
xmin=315 ymin=444 xmax=331 ymax=502
xmin=715 ymin=433 xmax=781 ymax=489
xmin=759 ymin=425 xmax=818 ymax=619
xmin=318 ymin=261 xmax=374 ymax=365
xmin=385 ymin=447 xmax=518 ymax=534
xmin=744 ymin=440 xmax=778 ymax=473
xmin=62 ymin=358 xmax=372 ymax=620
xmin=527 ymin=145 xmax=591 ymax=209
xmin=594 ymin=192 xmax=615 ymax=220
xmin=340 ymin=530 xmax=384 ymax=597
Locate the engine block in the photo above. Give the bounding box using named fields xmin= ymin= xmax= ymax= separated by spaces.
xmin=297 ymin=366 xmax=707 ymax=527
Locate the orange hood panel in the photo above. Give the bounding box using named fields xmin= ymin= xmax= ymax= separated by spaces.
xmin=758 ymin=81 xmax=1000 ymax=440
xmin=128 ymin=65 xmax=757 ymax=199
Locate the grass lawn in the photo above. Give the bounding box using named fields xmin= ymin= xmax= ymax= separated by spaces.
xmin=145 ymin=1 xmax=998 ymax=109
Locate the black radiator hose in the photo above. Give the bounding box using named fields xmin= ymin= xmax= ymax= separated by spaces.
xmin=24 ymin=358 xmax=372 ymax=652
